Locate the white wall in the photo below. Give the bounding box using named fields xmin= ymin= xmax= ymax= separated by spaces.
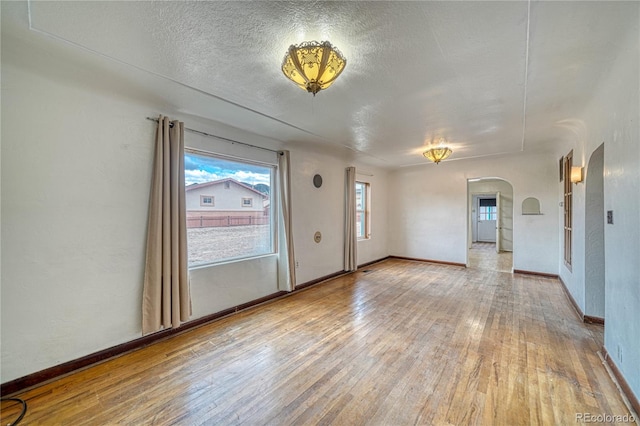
xmin=557 ymin=9 xmax=639 ymax=399
xmin=0 ymin=14 xmax=390 ymax=383
xmin=190 ymin=255 xmax=278 ymax=319
xmin=389 ymin=152 xmax=558 ymax=274
xmin=2 ymin=25 xmax=156 ymax=382
xmin=584 ymin=144 xmax=605 ymax=318
xmin=286 ymin=145 xmax=389 ymax=284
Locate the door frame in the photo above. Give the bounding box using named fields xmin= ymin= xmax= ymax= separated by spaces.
xmin=474 ymin=195 xmax=498 ymax=244
xmin=496 ymin=191 xmax=502 ymax=252
xmin=466 ymin=177 xmax=514 ymax=268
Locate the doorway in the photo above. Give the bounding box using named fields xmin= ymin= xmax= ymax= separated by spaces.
xmin=467 ymin=178 xmax=514 ymax=272
xmin=585 ymin=143 xmax=605 ymax=324
xmin=475 ymin=196 xmax=497 ymax=243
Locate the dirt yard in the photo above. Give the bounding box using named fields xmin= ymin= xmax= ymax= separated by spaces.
xmin=187 ymin=225 xmax=271 ymax=266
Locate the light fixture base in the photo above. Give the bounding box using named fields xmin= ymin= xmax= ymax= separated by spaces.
xmin=306 ymin=81 xmax=322 ymax=95
xmin=423 ymin=147 xmax=453 ymax=164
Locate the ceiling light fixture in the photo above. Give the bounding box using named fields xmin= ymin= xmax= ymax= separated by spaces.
xmin=423 ymin=140 xmax=453 ymax=164
xmin=281 ymin=41 xmax=346 ymax=96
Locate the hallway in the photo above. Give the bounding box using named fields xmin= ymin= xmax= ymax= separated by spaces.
xmin=468 ymin=242 xmax=513 ymax=273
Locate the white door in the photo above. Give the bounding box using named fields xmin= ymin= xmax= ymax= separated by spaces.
xmin=496 ymin=191 xmax=502 ymax=253
xmin=477 ymin=197 xmax=497 ymax=242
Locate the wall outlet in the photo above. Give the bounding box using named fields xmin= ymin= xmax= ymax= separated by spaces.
xmin=295 ymin=261 xmax=299 ymax=268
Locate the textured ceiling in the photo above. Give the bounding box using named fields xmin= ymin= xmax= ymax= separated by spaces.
xmin=18 ymin=1 xmax=638 ymax=167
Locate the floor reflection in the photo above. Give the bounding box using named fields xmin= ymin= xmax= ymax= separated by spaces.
xmin=468 ymin=242 xmax=512 ymax=272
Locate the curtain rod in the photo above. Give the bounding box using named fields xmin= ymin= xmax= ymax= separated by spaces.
xmin=146 ymin=117 xmax=280 ymax=154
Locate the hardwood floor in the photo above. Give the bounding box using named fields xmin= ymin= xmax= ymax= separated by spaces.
xmin=468 ymin=242 xmax=513 ymax=273
xmin=1 ymin=259 xmax=633 ymax=425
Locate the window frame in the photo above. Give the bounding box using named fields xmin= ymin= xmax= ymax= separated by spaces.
xmin=563 ymin=150 xmax=573 ymax=269
xmin=242 ymin=197 xmax=253 ymax=207
xmin=479 ymin=205 xmax=497 ymax=221
xmin=200 ymin=195 xmax=214 ymax=207
xmin=355 ymin=181 xmax=371 ymax=240
xmin=184 ymin=148 xmax=276 ymax=269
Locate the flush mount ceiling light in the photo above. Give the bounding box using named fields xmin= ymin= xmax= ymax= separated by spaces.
xmin=423 ymin=140 xmax=453 ymax=164
xmin=281 ymin=41 xmax=346 ymax=96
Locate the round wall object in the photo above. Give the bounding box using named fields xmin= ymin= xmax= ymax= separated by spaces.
xmin=314 ymin=231 xmax=322 ymax=243
xmin=313 ymin=174 xmax=323 ymax=188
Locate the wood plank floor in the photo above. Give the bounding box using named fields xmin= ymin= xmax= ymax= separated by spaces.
xmin=468 ymin=242 xmax=513 ymax=273
xmin=1 ymin=259 xmax=633 ymax=425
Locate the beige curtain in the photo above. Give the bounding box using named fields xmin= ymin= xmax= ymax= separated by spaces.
xmin=277 ymin=150 xmax=296 ymax=291
xmin=142 ymin=116 xmax=191 ymax=335
xmin=345 ymin=166 xmax=358 ymax=271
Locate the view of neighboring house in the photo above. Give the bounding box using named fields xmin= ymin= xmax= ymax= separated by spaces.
xmin=185 ymin=178 xmax=269 ymax=228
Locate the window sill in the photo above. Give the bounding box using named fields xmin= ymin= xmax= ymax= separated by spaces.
xmin=189 ymin=253 xmax=277 ymax=271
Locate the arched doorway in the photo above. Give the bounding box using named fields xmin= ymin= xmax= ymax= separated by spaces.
xmin=467 ymin=177 xmax=514 ymax=272
xmin=585 ymin=143 xmax=605 ymax=322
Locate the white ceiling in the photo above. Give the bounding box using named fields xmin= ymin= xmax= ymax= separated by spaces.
xmin=11 ymin=1 xmax=638 ymax=168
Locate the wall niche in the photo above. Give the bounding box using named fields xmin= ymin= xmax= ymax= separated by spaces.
xmin=522 ymin=197 xmax=541 ymax=215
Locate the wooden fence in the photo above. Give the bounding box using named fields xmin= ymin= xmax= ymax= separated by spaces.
xmin=187 ymin=215 xmax=270 ymax=229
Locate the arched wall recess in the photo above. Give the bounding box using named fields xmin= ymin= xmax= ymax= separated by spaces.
xmin=522 ymin=197 xmax=541 ymax=215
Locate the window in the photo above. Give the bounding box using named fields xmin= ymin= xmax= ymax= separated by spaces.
xmin=479 ymin=198 xmax=497 ymax=220
xmin=185 ymin=151 xmax=274 ymax=267
xmin=200 ymin=195 xmax=214 ymax=206
xmin=563 ymin=150 xmax=573 ymax=268
xmin=355 ymin=181 xmax=370 ymax=239
xmin=479 ymin=206 xmax=497 ymax=220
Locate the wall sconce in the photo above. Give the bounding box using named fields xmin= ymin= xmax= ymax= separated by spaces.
xmin=570 ymin=166 xmax=584 ymax=184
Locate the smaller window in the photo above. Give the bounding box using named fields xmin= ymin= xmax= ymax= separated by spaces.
xmin=479 ymin=206 xmax=497 ymax=220
xmin=355 ymin=181 xmax=371 ymax=239
xmin=242 ymin=197 xmax=253 ymax=207
xmin=200 ymin=195 xmax=214 ymax=206
xmin=478 ymin=198 xmax=497 ymax=220
xmin=224 ymin=181 xmax=231 ymax=189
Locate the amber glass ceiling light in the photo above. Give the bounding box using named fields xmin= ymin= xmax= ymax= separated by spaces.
xmin=282 ymin=41 xmax=346 ymax=95
xmin=423 ymin=147 xmax=453 ymax=164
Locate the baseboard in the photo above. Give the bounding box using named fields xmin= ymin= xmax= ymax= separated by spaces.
xmin=358 ymin=256 xmax=390 ymax=269
xmin=558 ymin=276 xmax=585 ymax=321
xmin=295 ymin=257 xmax=393 ymax=291
xmin=584 ymin=315 xmax=605 ymax=325
xmin=295 ymin=270 xmax=348 ymax=290
xmin=513 ymin=269 xmax=559 ymax=278
xmin=389 ymin=255 xmax=466 ymax=268
xmin=4 ymin=266 xmax=365 ymax=396
xmin=296 ymin=258 xmax=392 ymax=290
xmin=3 ymin=277 xmax=349 ymax=396
xmin=557 ymin=277 xmax=607 ymax=327
xmin=602 ymin=347 xmax=640 ymax=417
